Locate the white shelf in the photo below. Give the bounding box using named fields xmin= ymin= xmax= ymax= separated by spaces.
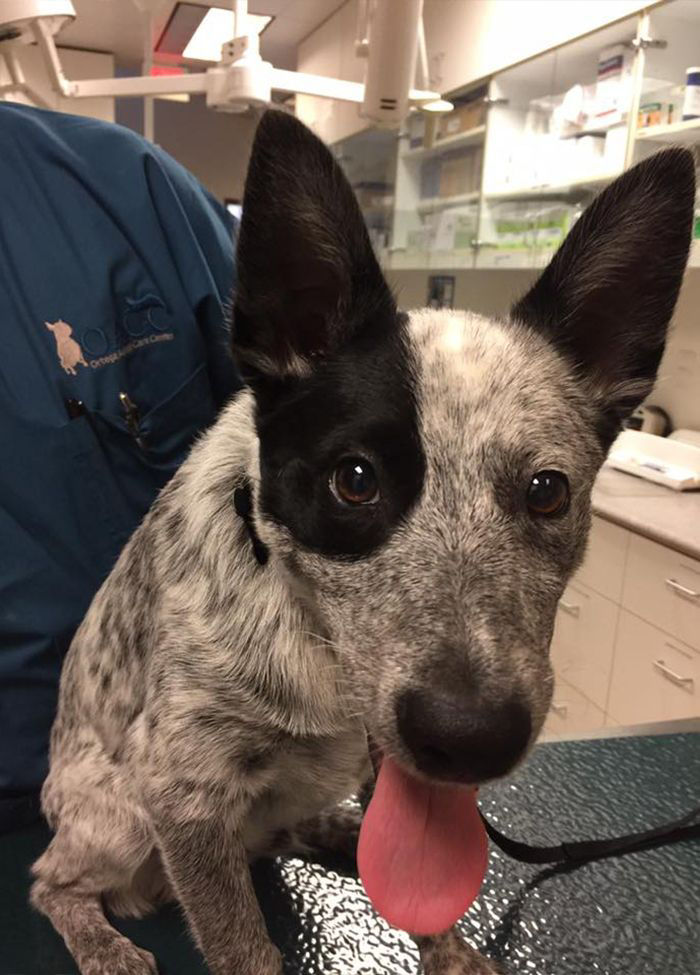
xmin=402 ymin=125 xmax=486 ymax=159
xmin=558 ymin=116 xmax=626 ymax=140
xmin=635 ymin=117 xmax=700 ymax=145
xmin=385 ymin=251 xmax=476 ymax=272
xmin=416 ymin=191 xmax=480 ymax=213
xmin=484 ymin=171 xmax=618 ymax=201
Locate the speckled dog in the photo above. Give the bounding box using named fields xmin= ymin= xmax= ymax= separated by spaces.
xmin=31 ymin=111 xmax=693 ymax=975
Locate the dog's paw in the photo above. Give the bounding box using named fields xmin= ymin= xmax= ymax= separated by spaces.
xmin=209 ymin=942 xmax=282 ymax=975
xmin=81 ymin=942 xmax=158 ymax=975
xmin=417 ymin=930 xmax=502 ymax=975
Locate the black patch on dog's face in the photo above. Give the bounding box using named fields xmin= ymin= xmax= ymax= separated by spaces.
xmin=254 ymin=312 xmax=425 ymax=558
xmin=231 ymin=110 xmax=426 ymax=558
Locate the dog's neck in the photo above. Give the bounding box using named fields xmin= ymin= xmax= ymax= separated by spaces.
xmin=163 ymin=390 xmax=351 ymax=738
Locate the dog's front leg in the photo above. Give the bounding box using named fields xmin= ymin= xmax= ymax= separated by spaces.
xmin=152 ymin=808 xmax=281 ymax=975
xmin=415 ymin=930 xmax=502 ymax=975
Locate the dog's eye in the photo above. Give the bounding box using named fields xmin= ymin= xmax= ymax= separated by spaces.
xmin=527 ymin=470 xmax=569 ymax=516
xmin=331 ymin=457 xmax=379 ymax=505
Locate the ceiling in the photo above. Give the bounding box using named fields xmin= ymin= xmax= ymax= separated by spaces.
xmin=58 ymin=0 xmax=346 ymax=71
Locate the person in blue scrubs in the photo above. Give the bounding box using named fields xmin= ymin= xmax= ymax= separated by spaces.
xmin=0 ymin=102 xmax=241 ymax=830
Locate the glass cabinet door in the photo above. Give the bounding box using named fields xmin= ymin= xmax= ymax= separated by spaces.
xmin=631 ymin=0 xmax=700 ymax=266
xmin=476 ymin=15 xmax=641 ymax=269
xmin=389 ymin=83 xmax=488 ymax=272
xmin=333 ymin=128 xmax=398 ymax=269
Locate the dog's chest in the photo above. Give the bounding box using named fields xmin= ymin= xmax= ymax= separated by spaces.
xmin=242 ymin=719 xmax=369 ymax=856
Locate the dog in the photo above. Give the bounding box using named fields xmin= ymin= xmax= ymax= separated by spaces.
xmin=31 ymin=109 xmax=694 ymax=975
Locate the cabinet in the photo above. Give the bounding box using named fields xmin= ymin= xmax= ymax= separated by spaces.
xmin=476 ymin=17 xmax=636 ymax=270
xmin=631 ymin=0 xmax=700 ymax=268
xmin=335 ymin=0 xmax=700 ymax=276
xmin=332 ymin=128 xmax=398 ymax=268
xmin=544 ymin=515 xmax=700 ymax=740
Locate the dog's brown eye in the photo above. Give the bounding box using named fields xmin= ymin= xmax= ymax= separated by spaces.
xmin=527 ymin=470 xmax=569 ymax=516
xmin=332 ymin=457 xmax=379 ymax=505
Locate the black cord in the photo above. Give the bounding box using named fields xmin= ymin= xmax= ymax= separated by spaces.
xmin=480 ymin=803 xmax=700 ymax=866
xmin=233 ymin=483 xmax=269 ymax=567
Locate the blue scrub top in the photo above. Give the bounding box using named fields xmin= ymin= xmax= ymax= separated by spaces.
xmin=0 ymin=103 xmax=241 ymax=827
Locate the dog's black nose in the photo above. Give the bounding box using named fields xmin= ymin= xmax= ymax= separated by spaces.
xmin=396 ymin=686 xmax=531 ymax=783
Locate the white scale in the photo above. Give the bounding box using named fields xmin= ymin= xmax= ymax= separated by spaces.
xmin=606 ymin=429 xmax=700 ymax=491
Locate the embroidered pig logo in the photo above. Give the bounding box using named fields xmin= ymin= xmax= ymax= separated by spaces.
xmin=46 ymin=320 xmax=88 ymax=375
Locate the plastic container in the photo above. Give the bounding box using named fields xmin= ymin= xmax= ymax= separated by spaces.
xmin=682 ymin=67 xmax=700 ymax=120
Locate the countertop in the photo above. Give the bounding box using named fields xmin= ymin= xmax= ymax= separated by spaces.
xmin=592 ymin=465 xmax=700 ymax=560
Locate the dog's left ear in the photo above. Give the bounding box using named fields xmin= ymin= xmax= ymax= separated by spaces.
xmin=232 ymin=110 xmax=395 ymax=383
xmin=512 ymin=148 xmax=694 ymax=445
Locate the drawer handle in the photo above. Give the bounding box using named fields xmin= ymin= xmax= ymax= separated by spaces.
xmin=665 ymin=578 xmax=699 ymax=601
xmin=551 ymin=702 xmax=568 ymax=717
xmin=559 ymin=600 xmax=580 ymax=618
xmin=653 ymin=659 xmax=695 ymax=692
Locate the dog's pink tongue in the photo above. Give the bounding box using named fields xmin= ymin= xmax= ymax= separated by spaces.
xmin=357 ymin=756 xmax=488 ymax=936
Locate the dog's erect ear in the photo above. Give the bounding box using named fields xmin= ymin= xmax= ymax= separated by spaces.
xmin=232 ymin=110 xmax=395 ymax=381
xmin=512 ymin=148 xmax=694 ymax=444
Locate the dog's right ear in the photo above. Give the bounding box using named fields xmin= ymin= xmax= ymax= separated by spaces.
xmin=511 ymin=148 xmax=694 ymax=445
xmin=232 ymin=110 xmax=395 ymax=383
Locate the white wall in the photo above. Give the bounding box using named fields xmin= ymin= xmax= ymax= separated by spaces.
xmin=0 ymin=46 xmax=115 ymax=121
xmin=152 ymin=99 xmax=257 ymax=202
xmin=296 ymin=0 xmax=365 ymax=145
xmin=388 ymin=265 xmax=700 ymax=432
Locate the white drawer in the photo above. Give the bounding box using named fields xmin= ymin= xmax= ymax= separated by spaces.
xmin=573 ymin=516 xmax=630 ymax=603
xmin=607 ymin=610 xmax=700 ymax=725
xmin=542 ymin=678 xmax=606 ymax=740
xmin=550 ymin=581 xmax=618 ymax=710
xmin=621 ymin=534 xmax=700 ymax=650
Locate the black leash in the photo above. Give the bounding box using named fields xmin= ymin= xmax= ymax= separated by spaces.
xmin=479 ymin=803 xmax=700 ymax=867
xmin=234 ymin=479 xmax=700 ymax=867
xmin=233 ymin=482 xmax=269 ymax=566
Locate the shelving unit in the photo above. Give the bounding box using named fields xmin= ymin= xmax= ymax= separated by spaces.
xmin=335 ymin=0 xmax=700 ymax=282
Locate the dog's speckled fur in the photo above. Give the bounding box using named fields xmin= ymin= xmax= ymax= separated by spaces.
xmin=31 ymin=111 xmax=693 ymax=975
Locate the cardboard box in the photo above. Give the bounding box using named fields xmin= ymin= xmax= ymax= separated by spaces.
xmin=437 ymin=147 xmax=482 ymax=198
xmin=594 ymin=43 xmax=633 ymax=119
xmin=436 ymin=99 xmax=486 ymax=141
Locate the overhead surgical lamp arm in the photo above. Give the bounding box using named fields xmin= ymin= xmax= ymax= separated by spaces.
xmin=0 ymin=0 xmax=447 ymax=120
xmin=0 ymin=49 xmax=52 ymax=108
